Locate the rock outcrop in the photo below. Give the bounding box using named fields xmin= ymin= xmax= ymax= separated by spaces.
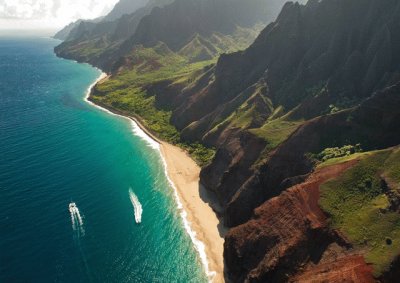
xmin=224 ymin=160 xmax=371 ymax=282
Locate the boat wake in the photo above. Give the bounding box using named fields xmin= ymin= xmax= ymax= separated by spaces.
xmin=69 ymin=202 xmax=85 ymax=237
xmin=68 ymin=202 xmax=93 ymax=281
xmin=129 ymin=189 xmax=143 ymax=224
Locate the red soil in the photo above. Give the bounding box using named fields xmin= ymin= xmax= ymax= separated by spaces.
xmin=224 ymin=159 xmax=375 ymax=282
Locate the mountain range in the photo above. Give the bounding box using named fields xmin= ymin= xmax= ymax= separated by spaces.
xmin=54 ymin=0 xmax=400 ymax=281
xmin=54 ymin=0 xmax=303 ymax=71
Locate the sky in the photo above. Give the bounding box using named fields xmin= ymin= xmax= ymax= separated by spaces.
xmin=0 ymin=0 xmax=119 ymax=32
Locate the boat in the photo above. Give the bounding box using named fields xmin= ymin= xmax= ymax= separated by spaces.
xmin=69 ymin=202 xmax=77 ymax=212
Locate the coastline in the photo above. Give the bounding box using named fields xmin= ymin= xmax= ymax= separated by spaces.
xmin=85 ymin=72 xmax=225 ymax=283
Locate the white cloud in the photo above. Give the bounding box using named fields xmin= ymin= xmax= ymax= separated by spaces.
xmin=0 ymin=0 xmax=119 ymax=30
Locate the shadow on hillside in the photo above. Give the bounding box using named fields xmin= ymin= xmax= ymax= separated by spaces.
xmin=199 ymin=182 xmax=229 ymax=238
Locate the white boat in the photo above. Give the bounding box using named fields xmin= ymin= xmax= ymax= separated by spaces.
xmin=69 ymin=202 xmax=77 ymax=212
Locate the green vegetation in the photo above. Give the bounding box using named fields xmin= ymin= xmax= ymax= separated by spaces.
xmin=109 ymin=44 xmax=214 ymax=85
xmin=384 ymin=148 xmax=400 ymax=183
xmin=317 ymin=151 xmax=375 ymax=169
xmin=319 ymin=149 xmax=400 ymax=276
xmin=316 ymin=144 xmax=363 ymax=162
xmin=230 ymin=104 xmax=264 ymax=129
xmin=250 ymin=117 xmax=303 ymax=150
xmin=91 ymin=45 xmax=216 ymax=166
xmin=247 ymin=115 xmax=304 ymax=167
xmin=180 ymin=142 xmax=216 ymax=166
xmin=58 ymin=37 xmax=118 ymax=62
xmin=325 ymin=96 xmax=360 ymax=115
xmin=206 ymin=83 xmax=273 ymax=136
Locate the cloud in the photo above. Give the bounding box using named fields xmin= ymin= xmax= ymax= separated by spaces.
xmin=0 ymin=0 xmax=119 ymax=29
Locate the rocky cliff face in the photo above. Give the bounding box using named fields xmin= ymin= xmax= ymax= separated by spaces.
xmin=222 ymin=83 xmax=400 ymax=281
xmin=190 ymin=1 xmax=400 ymax=280
xmin=173 ymin=0 xmax=400 ymax=137
xmin=220 ymin=80 xmax=400 ymax=228
xmin=55 ymin=0 xmax=302 ymax=72
xmin=158 ymin=0 xmax=400 ymax=231
xmin=128 ymin=0 xmax=285 ymax=51
xmin=53 ymin=20 xmax=83 ymax=41
xmin=224 ymin=160 xmax=362 ymax=282
xmin=225 ymin=145 xmax=400 ymax=282
xmin=172 ymin=0 xmax=400 ymax=220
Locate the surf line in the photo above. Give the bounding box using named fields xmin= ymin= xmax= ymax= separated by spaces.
xmin=129 ymin=188 xmax=143 ymax=224
xmin=84 ymin=72 xmax=216 ymax=282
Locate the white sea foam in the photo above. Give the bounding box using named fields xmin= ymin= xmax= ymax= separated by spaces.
xmin=129 ymin=189 xmax=143 ymax=224
xmin=130 ymin=121 xmax=160 ymax=150
xmin=84 ymin=72 xmax=216 ymax=282
xmin=84 ymin=72 xmax=160 ymax=150
xmin=84 ymin=71 xmax=107 ymax=102
xmin=160 ymin=156 xmax=217 ymax=282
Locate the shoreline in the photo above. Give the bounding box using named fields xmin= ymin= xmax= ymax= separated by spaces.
xmin=85 ymin=72 xmax=225 ymax=283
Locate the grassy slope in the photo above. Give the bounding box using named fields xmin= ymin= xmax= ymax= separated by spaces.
xmin=58 ymin=36 xmax=120 ymax=62
xmin=89 ymin=25 xmax=265 ymax=166
xmin=91 ymin=45 xmax=216 ymax=166
xmin=179 ymin=25 xmax=263 ymax=62
xmin=319 ymin=148 xmax=400 ymax=276
xmin=385 ymin=149 xmax=400 ymax=183
xmin=251 ymin=118 xmax=303 ymax=150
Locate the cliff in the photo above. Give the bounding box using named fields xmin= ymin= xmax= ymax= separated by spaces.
xmin=225 ymin=144 xmax=400 ymax=282
xmin=103 ymin=0 xmax=149 ymax=22
xmin=54 ymin=0 xmax=302 ymax=72
xmin=54 ymin=0 xmax=174 ymax=70
xmin=224 ymin=159 xmax=366 ymax=282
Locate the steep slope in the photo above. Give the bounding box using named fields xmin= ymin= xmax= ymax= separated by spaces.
xmin=224 ymin=159 xmax=363 ymax=282
xmin=55 ymin=0 xmax=303 ymax=72
xmin=225 ymin=151 xmax=381 ymax=282
xmin=163 ymin=0 xmax=400 ymax=222
xmin=173 ymin=0 xmax=400 ymax=140
xmin=225 ymin=145 xmax=400 ymax=282
xmin=203 ymin=81 xmax=400 ymax=227
xmin=53 ymin=17 xmax=105 ymax=41
xmin=53 ymin=20 xmax=83 ymax=41
xmin=126 ymin=0 xmax=283 ymax=51
xmin=103 ymin=0 xmax=149 ymax=22
xmin=54 ymin=0 xmax=174 ymax=70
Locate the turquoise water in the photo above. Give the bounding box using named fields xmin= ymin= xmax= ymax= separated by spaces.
xmin=0 ymin=37 xmax=206 ymax=282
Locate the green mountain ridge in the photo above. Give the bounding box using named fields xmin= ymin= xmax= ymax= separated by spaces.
xmin=55 ymin=0 xmax=300 ymax=71
xmin=54 ymin=0 xmax=174 ymax=70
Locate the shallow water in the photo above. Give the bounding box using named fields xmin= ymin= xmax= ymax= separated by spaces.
xmin=0 ymin=37 xmax=206 ymax=283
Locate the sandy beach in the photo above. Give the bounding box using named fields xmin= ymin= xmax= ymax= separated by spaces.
xmin=88 ymin=75 xmax=226 ymax=282
xmin=160 ymin=143 xmax=225 ymax=283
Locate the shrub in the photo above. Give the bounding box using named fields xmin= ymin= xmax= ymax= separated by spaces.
xmin=317 ymin=144 xmax=362 ymax=162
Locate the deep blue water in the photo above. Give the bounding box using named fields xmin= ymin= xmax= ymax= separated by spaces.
xmin=0 ymin=37 xmax=206 ymax=283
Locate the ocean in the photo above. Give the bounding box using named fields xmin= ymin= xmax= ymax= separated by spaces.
xmin=0 ymin=37 xmax=207 ymax=283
